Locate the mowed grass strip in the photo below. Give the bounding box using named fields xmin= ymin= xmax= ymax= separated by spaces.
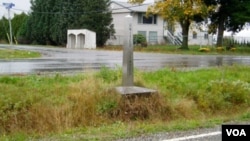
xmin=0 ymin=65 xmax=250 ymax=140
xmin=0 ymin=48 xmax=41 ymax=59
xmin=101 ymin=45 xmax=250 ymax=55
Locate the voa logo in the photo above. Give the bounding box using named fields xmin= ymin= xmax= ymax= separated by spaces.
xmin=226 ymin=129 xmax=246 ymax=136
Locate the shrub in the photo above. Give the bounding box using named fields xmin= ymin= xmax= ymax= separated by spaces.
xmin=216 ymin=47 xmax=225 ymax=52
xmin=133 ymin=34 xmax=146 ymax=46
xmin=230 ymin=48 xmax=236 ymax=51
xmin=199 ymin=47 xmax=210 ymax=52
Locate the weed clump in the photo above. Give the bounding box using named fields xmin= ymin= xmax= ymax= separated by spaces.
xmin=109 ymin=93 xmax=172 ymax=121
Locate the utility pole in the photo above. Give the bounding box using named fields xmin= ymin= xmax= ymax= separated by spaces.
xmin=2 ymin=2 xmax=15 ymax=45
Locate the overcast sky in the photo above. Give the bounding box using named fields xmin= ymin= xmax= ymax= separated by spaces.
xmin=1 ymin=0 xmax=31 ymax=17
xmin=0 ymin=0 xmax=154 ymax=18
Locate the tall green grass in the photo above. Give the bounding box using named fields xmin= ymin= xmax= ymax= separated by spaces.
xmin=0 ymin=65 xmax=250 ymax=140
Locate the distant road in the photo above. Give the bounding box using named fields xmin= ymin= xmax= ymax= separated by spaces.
xmin=1 ymin=44 xmax=250 ymax=75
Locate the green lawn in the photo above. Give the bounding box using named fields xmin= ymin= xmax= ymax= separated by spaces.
xmin=101 ymin=45 xmax=250 ymax=55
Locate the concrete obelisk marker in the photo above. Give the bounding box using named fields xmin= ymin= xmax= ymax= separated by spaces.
xmin=116 ymin=15 xmax=157 ymax=95
xmin=122 ymin=15 xmax=134 ymax=86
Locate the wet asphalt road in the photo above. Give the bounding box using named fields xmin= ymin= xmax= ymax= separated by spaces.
xmin=0 ymin=44 xmax=250 ymax=75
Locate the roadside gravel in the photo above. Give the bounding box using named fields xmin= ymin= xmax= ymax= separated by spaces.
xmin=116 ymin=126 xmax=221 ymax=141
xmin=116 ymin=121 xmax=250 ymax=141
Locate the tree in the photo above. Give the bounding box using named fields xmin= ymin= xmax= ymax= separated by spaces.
xmin=203 ymin=0 xmax=250 ymax=47
xmin=0 ymin=17 xmax=9 ymax=42
xmin=26 ymin=0 xmax=114 ymax=47
xmin=71 ymin=0 xmax=115 ymax=47
xmin=0 ymin=13 xmax=29 ymax=44
xmin=11 ymin=13 xmax=29 ymax=44
xmin=129 ymin=0 xmax=212 ymax=50
xmin=27 ymin=0 xmax=52 ymax=45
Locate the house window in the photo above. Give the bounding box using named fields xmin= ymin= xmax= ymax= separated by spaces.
xmin=193 ymin=31 xmax=197 ymax=39
xmin=138 ymin=31 xmax=147 ymax=38
xmin=138 ymin=13 xmax=157 ymax=24
xmin=204 ymin=33 xmax=208 ymax=39
xmin=149 ymin=31 xmax=158 ymax=43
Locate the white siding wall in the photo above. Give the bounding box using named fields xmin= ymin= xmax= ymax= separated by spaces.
xmin=106 ymin=13 xmax=128 ymax=45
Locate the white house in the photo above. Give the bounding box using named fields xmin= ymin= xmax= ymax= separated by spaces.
xmin=67 ymin=29 xmax=96 ymax=49
xmin=107 ymin=1 xmax=214 ymax=46
xmin=107 ymin=1 xmax=166 ymax=45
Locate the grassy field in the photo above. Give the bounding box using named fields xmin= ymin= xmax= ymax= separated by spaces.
xmin=0 ymin=48 xmax=41 ymax=59
xmin=0 ymin=65 xmax=250 ymax=140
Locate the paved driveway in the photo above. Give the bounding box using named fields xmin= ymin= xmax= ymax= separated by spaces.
xmin=0 ymin=45 xmax=250 ymax=74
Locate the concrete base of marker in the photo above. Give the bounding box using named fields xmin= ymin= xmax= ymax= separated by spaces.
xmin=115 ymin=86 xmax=157 ymax=96
xmin=113 ymin=86 xmax=158 ymax=119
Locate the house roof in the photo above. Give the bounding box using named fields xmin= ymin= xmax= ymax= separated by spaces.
xmin=111 ymin=1 xmax=152 ymax=12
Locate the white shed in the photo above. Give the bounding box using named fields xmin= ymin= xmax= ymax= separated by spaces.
xmin=67 ymin=29 xmax=96 ymax=49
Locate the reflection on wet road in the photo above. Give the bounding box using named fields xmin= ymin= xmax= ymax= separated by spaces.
xmin=0 ymin=45 xmax=250 ymax=75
